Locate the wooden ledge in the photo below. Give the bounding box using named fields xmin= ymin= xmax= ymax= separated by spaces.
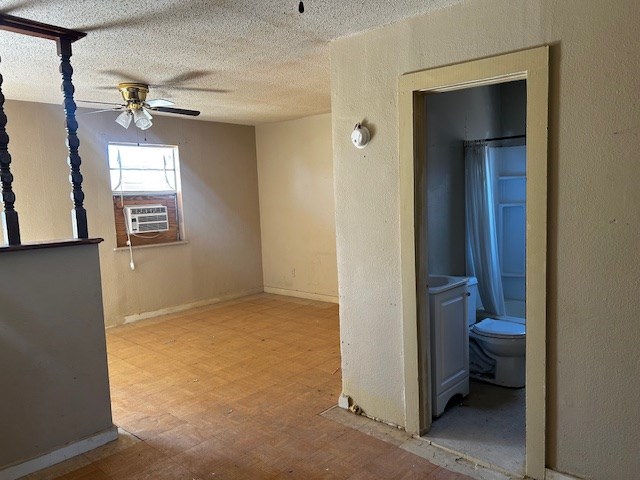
xmin=0 ymin=238 xmax=103 ymax=253
xmin=0 ymin=14 xmax=87 ymax=43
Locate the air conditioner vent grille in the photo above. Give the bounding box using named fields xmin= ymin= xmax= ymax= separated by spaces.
xmin=124 ymin=205 xmax=169 ymax=234
xmin=137 ymin=221 xmax=169 ymax=232
xmin=136 ymin=214 xmax=166 ymax=222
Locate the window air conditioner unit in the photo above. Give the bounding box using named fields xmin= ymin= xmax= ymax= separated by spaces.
xmin=124 ymin=205 xmax=169 ymax=233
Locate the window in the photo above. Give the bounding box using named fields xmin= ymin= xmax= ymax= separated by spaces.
xmin=108 ymin=144 xmax=183 ymax=247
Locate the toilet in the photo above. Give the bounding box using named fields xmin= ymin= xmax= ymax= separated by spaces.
xmin=463 ymin=277 xmax=526 ymax=388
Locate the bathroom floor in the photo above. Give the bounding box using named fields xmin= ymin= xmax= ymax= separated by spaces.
xmin=422 ymin=380 xmax=525 ymax=476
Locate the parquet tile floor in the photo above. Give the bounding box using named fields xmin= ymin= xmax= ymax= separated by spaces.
xmin=32 ymin=294 xmax=471 ymax=480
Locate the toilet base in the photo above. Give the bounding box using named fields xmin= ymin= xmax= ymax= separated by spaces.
xmin=470 ymin=353 xmax=525 ymax=388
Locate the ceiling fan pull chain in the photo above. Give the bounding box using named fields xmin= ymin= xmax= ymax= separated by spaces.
xmin=298 ymin=1 xmax=304 ymax=13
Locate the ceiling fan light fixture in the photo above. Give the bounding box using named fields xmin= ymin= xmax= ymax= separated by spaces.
xmin=84 ymin=82 xmax=197 ymax=129
xmin=133 ymin=108 xmax=153 ymax=130
xmin=115 ymin=110 xmax=132 ymax=129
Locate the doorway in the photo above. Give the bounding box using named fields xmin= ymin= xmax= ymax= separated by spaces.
xmin=398 ymin=47 xmax=549 ymax=480
xmin=421 ymin=80 xmax=527 ymax=471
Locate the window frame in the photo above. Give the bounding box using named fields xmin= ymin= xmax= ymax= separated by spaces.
xmin=108 ymin=142 xmax=185 ymax=248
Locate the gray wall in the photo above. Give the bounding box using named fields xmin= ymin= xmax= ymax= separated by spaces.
xmin=499 ymin=81 xmax=527 ymax=137
xmin=425 ymin=81 xmax=526 ymax=275
xmin=0 ymin=243 xmax=113 ymax=469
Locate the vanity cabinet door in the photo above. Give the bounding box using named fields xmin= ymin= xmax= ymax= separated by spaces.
xmin=430 ymin=285 xmax=469 ymax=415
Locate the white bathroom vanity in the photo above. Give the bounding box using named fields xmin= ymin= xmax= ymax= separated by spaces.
xmin=428 ymin=275 xmax=470 ymax=417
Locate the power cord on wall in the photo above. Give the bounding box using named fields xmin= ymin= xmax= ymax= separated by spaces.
xmin=115 ymin=149 xmax=172 ymax=270
xmin=126 ymin=236 xmax=135 ymax=271
xmin=116 ymin=150 xmax=136 ymax=271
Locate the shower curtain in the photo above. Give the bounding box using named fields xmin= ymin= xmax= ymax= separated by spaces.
xmin=465 ymin=143 xmax=506 ymax=316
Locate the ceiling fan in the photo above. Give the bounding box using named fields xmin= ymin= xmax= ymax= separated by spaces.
xmin=80 ymin=82 xmax=200 ymax=131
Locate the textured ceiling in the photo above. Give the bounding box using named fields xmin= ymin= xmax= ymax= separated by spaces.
xmin=0 ymin=0 xmax=460 ymax=125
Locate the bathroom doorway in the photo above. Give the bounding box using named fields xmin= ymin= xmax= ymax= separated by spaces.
xmin=421 ymin=78 xmax=528 ymax=472
xmin=398 ymin=47 xmax=549 ymax=480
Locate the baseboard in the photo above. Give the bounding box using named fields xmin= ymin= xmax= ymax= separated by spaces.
xmin=263 ymin=286 xmax=339 ymax=304
xmin=0 ymin=425 xmax=118 ymax=480
xmin=122 ymin=288 xmax=264 ymax=324
xmin=545 ymin=468 xmax=584 ymax=480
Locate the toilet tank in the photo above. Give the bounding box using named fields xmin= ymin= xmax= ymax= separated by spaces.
xmin=466 ymin=277 xmax=479 ymax=327
xmin=452 ymin=276 xmax=478 ymax=327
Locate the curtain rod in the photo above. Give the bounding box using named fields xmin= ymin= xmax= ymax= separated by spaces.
xmin=464 ymin=134 xmax=526 ymax=145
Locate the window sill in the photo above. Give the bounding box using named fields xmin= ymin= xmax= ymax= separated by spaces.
xmin=113 ymin=240 xmax=189 ymax=252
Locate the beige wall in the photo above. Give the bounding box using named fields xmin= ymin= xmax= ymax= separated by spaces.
xmin=3 ymin=100 xmax=263 ymax=327
xmin=256 ymin=113 xmax=338 ymax=302
xmin=331 ymin=1 xmax=640 ymax=479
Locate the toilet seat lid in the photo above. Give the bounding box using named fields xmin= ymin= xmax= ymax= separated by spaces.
xmin=473 ymin=319 xmax=525 ymax=338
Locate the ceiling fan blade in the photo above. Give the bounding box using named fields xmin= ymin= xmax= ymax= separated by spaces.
xmin=79 ymin=1 xmax=201 ymax=32
xmin=78 ymin=108 xmax=123 ymax=115
xmin=149 ymin=106 xmax=200 ymax=117
xmin=78 ymin=14 xmax=148 ymax=33
xmin=157 ymin=71 xmax=212 ymax=86
xmin=99 ymin=70 xmax=149 ymax=84
xmin=169 ymin=86 xmax=230 ymax=93
xmin=0 ymin=0 xmax=43 ymax=14
xmin=146 ymin=99 xmax=175 ymax=108
xmin=76 ymin=99 xmax=123 ymax=106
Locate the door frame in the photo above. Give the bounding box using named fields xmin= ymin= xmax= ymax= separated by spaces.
xmin=398 ymin=46 xmax=549 ymax=479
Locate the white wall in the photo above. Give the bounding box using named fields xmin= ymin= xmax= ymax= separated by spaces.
xmin=256 ymin=113 xmax=338 ymax=302
xmin=331 ymin=1 xmax=640 ymax=478
xmin=3 ymin=100 xmax=264 ymax=327
xmin=494 ymin=145 xmax=527 ymax=303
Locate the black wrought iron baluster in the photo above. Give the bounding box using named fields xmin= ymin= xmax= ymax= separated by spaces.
xmin=0 ymin=56 xmax=20 ymax=245
xmin=58 ymin=39 xmax=88 ymax=239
